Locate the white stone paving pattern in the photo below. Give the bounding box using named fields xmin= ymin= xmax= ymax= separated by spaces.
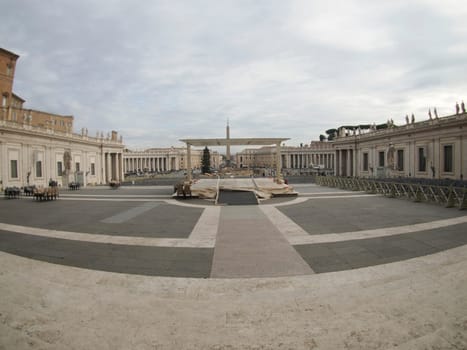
xmin=1 ymin=245 xmax=466 ymax=349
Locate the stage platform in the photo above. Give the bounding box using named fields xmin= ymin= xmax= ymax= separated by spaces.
xmin=189 ymin=177 xmax=298 ymax=201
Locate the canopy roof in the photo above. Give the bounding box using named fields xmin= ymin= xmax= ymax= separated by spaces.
xmin=179 ymin=137 xmax=289 ymax=147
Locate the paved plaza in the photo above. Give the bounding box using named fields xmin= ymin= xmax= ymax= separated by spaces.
xmin=1 ymin=183 xmax=467 ymax=349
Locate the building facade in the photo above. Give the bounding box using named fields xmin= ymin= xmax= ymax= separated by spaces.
xmin=236 ymin=142 xmax=335 ymax=174
xmin=0 ymin=48 xmax=124 ymax=189
xmin=123 ymin=147 xmax=221 ymax=174
xmin=1 ymin=48 xmax=74 ymax=133
xmin=332 ymin=112 xmax=467 ymax=180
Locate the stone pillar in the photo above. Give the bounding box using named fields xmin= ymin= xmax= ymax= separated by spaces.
xmin=101 ymin=153 xmax=106 ymax=185
xmin=352 ymin=149 xmax=357 ymax=177
xmin=106 ymin=152 xmax=111 ymax=183
xmin=275 ymin=142 xmax=283 ymax=183
xmin=347 ymin=149 xmax=351 ymax=177
xmin=119 ymin=153 xmax=123 ymax=181
xmin=338 ymin=150 xmax=342 ymax=176
xmin=186 ymin=144 xmax=192 ymax=181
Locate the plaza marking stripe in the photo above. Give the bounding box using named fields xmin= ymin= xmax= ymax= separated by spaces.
xmin=101 ymin=202 xmax=161 ymax=224
xmin=269 ymin=197 xmax=310 ymax=207
xmin=0 ymin=223 xmax=215 ymax=248
xmin=297 ymin=191 xmax=367 ymax=195
xmin=261 ymin=205 xmax=467 ymax=245
xmin=164 ymin=199 xmax=214 ymax=208
xmin=61 ymin=194 xmax=172 ymax=198
xmin=119 ymin=185 xmax=174 ymax=189
xmin=300 ymin=194 xmax=377 ymax=199
xmin=260 ymin=205 xmax=310 ymax=240
xmin=59 ymin=197 xmax=214 ymax=208
xmin=188 ymin=206 xmax=221 ymax=246
xmin=60 ymin=198 xmax=164 ymax=202
xmin=267 ymin=194 xmax=377 ymax=208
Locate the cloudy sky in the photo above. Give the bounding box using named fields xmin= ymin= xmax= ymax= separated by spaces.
xmin=2 ymin=0 xmax=467 ymax=151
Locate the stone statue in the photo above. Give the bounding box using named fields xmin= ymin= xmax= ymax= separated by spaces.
xmin=456 ymin=102 xmax=460 ymax=114
xmin=405 ymin=115 xmax=409 ymax=124
xmin=462 ymin=101 xmax=466 ymax=113
xmin=411 ymin=113 xmax=415 ymax=124
xmin=63 ymin=151 xmax=72 ymax=171
xmin=434 ymin=107 xmax=438 ymax=119
xmin=387 ymin=143 xmax=395 ymax=169
xmin=428 ymin=109 xmax=432 ymax=120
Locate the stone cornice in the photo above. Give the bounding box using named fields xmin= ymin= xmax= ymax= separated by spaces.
xmin=0 ymin=120 xmax=124 ymax=149
xmin=332 ymin=113 xmax=467 ymax=146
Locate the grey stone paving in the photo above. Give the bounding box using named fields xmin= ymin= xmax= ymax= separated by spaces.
xmin=0 ymin=199 xmax=203 ymax=238
xmin=295 ymin=222 xmax=467 ymax=272
xmin=101 ymin=202 xmax=162 ymax=223
xmin=0 ymin=230 xmax=213 ymax=278
xmin=1 ymin=182 xmax=467 ymax=349
xmin=0 ymin=185 xmax=467 ymax=278
xmin=217 ymin=190 xmax=258 ymax=205
xmin=210 ymin=206 xmax=313 ymax=278
xmin=278 ymin=195 xmax=466 ymax=235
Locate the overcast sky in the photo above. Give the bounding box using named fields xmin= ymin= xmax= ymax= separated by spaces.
xmin=2 ymin=0 xmax=467 ymax=150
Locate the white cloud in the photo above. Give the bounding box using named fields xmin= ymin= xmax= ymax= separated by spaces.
xmin=1 ymin=0 xmax=467 ymax=149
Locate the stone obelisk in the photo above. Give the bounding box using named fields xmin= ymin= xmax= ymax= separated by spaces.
xmin=226 ymin=119 xmax=231 ymax=167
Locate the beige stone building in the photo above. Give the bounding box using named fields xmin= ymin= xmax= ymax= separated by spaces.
xmin=236 ymin=141 xmax=335 ymax=174
xmin=332 ymin=112 xmax=467 ymax=180
xmin=1 ymin=48 xmax=74 ymax=132
xmin=123 ymin=147 xmax=221 ymax=173
xmin=0 ymin=48 xmax=124 ymax=189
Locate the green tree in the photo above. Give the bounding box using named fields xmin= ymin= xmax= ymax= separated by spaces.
xmin=201 ymin=146 xmax=211 ymax=174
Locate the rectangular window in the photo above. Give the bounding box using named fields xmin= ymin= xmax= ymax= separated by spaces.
xmin=2 ymin=95 xmax=7 ymax=107
xmin=397 ymin=150 xmax=404 ymax=171
xmin=75 ymin=162 xmax=80 ymax=172
xmin=363 ymin=153 xmax=369 ymax=171
xmin=418 ymin=148 xmax=426 ymax=172
xmin=444 ymin=145 xmax=453 ymax=172
xmin=378 ymin=151 xmax=385 ymax=167
xmin=36 ymin=161 xmax=42 ymax=177
xmin=57 ymin=161 xmax=63 ymax=176
xmin=90 ymin=163 xmax=95 ymax=175
xmin=10 ymin=160 xmax=18 ymax=178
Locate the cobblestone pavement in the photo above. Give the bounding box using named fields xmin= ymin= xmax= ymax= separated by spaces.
xmin=1 ymin=184 xmax=466 ymax=349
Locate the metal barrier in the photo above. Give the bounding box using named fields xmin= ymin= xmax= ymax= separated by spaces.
xmin=315 ymin=176 xmax=467 ymax=210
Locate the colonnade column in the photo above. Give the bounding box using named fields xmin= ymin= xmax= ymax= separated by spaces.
xmin=275 ymin=142 xmax=283 ymax=183
xmin=347 ymin=150 xmax=352 ymax=177
xmin=337 ymin=150 xmax=342 ymax=176
xmin=352 ymin=149 xmax=357 ymax=177
xmin=186 ymin=144 xmax=192 ymax=181
xmin=119 ymin=153 xmax=124 ymax=181
xmin=106 ymin=153 xmax=111 ymax=183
